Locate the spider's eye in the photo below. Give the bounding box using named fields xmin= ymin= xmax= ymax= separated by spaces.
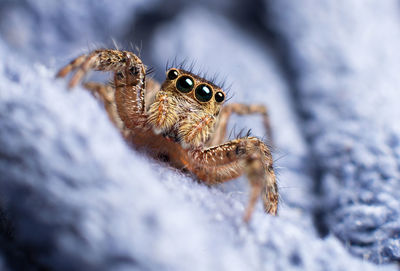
xmin=176 ymin=76 xmax=194 ymax=93
xmin=195 ymin=84 xmax=213 ymax=102
xmin=167 ymin=69 xmax=179 ymax=80
xmin=215 ymin=91 xmax=225 ymax=103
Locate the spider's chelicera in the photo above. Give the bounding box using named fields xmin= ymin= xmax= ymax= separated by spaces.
xmin=57 ymin=49 xmax=278 ymax=222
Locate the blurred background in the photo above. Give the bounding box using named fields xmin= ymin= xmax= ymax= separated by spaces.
xmin=1 ymin=0 xmax=400 ymax=270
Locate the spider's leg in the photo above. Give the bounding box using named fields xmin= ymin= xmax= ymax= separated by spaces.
xmin=56 ymin=54 xmax=87 ymax=78
xmin=207 ymin=103 xmax=273 ymax=147
xmin=185 ymin=137 xmax=278 ymax=222
xmin=57 ymin=49 xmax=148 ymax=128
xmin=83 ymin=82 xmax=114 ymax=104
xmin=113 ymin=52 xmax=147 ymax=128
xmin=83 ymin=82 xmax=124 ymax=130
xmin=56 ymin=49 xmax=144 ymax=87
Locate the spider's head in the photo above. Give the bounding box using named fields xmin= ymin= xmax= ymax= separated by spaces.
xmin=147 ymin=68 xmax=226 ymax=149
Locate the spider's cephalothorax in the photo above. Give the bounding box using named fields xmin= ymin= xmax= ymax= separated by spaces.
xmin=57 ymin=49 xmax=278 ymax=222
xmin=148 ymin=68 xmax=225 ymax=148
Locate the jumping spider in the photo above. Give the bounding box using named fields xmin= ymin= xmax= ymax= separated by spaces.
xmin=57 ymin=49 xmax=278 ymax=222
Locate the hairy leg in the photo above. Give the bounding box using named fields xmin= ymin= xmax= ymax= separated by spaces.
xmin=113 ymin=52 xmax=147 ymax=128
xmin=83 ymin=82 xmax=125 ymax=131
xmin=207 ymin=103 xmax=273 ymax=147
xmin=185 ymin=137 xmax=278 ymax=222
xmin=57 ymin=49 xmax=148 ymax=129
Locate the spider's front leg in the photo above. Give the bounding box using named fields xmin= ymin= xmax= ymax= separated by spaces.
xmin=57 ymin=49 xmax=147 ymax=128
xmin=82 ymin=82 xmax=124 ymax=130
xmin=186 ymin=137 xmax=278 ymax=222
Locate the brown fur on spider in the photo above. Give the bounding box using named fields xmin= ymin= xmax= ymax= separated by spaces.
xmin=56 ymin=49 xmax=278 ymax=222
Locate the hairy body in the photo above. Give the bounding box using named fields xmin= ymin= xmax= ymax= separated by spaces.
xmin=57 ymin=49 xmax=278 ymax=222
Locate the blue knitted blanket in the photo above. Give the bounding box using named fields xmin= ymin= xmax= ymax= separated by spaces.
xmin=0 ymin=1 xmax=399 ymax=270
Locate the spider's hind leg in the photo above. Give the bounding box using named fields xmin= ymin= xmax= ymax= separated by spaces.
xmin=208 ymin=103 xmax=273 ymax=147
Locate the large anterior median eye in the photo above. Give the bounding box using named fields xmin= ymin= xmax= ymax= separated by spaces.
xmin=176 ymin=76 xmax=194 ymax=93
xmin=195 ymin=84 xmax=213 ymax=102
